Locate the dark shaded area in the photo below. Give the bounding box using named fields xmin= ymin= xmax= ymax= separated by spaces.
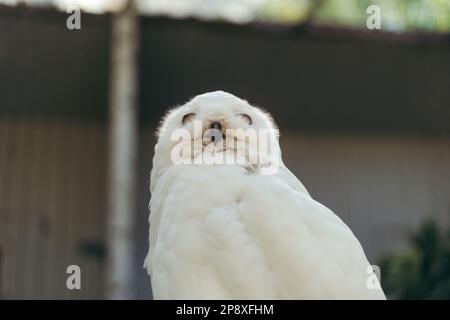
xmin=139 ymin=18 xmax=450 ymax=133
xmin=0 ymin=5 xmax=111 ymax=119
xmin=1 ymin=5 xmax=450 ymax=133
xmin=78 ymin=239 xmax=106 ymax=260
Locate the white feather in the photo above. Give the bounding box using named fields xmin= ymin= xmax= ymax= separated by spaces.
xmin=144 ymin=91 xmax=386 ymax=300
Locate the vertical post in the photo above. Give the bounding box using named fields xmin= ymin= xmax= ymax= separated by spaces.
xmin=106 ymin=0 xmax=139 ymax=300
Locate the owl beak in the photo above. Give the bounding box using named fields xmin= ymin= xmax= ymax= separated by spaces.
xmin=207 ymin=121 xmax=225 ymax=144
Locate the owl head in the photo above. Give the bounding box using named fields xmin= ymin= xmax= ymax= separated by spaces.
xmin=151 ymin=91 xmax=281 ymax=191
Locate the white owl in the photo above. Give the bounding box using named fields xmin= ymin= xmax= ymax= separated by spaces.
xmin=144 ymin=91 xmax=386 ymax=300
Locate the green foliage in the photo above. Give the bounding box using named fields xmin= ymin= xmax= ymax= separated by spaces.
xmin=379 ymin=219 xmax=450 ymax=299
xmin=257 ymin=0 xmax=450 ymax=33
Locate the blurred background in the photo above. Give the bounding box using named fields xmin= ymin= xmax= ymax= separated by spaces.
xmin=0 ymin=0 xmax=449 ymax=299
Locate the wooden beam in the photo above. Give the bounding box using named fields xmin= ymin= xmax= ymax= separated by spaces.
xmin=106 ymin=0 xmax=139 ymax=299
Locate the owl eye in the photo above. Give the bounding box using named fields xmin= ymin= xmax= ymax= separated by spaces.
xmin=237 ymin=113 xmax=252 ymax=125
xmin=182 ymin=113 xmax=196 ymax=124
